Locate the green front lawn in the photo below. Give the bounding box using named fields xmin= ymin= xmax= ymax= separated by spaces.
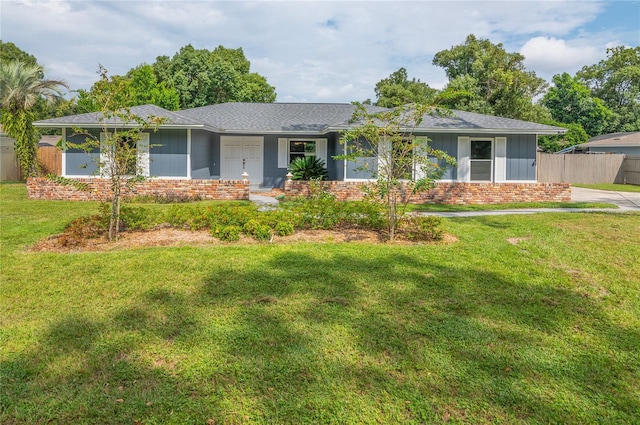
xmin=1 ymin=183 xmax=639 ymax=424
xmin=573 ymin=183 xmax=640 ymax=193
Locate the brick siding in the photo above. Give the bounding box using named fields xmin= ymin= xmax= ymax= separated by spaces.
xmin=284 ymin=180 xmax=571 ymax=204
xmin=26 ymin=177 xmax=250 ymax=201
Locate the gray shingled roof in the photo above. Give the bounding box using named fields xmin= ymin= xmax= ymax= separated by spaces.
xmin=178 ymin=102 xmax=388 ymax=133
xmin=405 ymin=109 xmax=565 ymax=134
xmin=34 ymin=102 xmax=566 ymax=135
xmin=33 ymin=104 xmax=204 ymax=128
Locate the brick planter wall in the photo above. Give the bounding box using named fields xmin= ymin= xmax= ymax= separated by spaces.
xmin=27 ymin=177 xmax=250 ymax=201
xmin=284 ymin=180 xmax=571 ymax=204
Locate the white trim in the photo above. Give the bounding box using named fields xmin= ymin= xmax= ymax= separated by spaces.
xmin=457 ymin=136 xmax=470 ymax=182
xmin=61 ymin=128 xmax=67 ymax=177
xmin=138 ymin=133 xmax=150 ymax=176
xmin=494 ymin=137 xmax=507 ymax=182
xmin=316 ymin=138 xmax=328 ymax=164
xmin=278 ymin=138 xmax=288 ymax=168
xmin=187 ymin=129 xmax=192 ymax=179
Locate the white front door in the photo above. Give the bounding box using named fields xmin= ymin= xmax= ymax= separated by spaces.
xmin=220 ymin=136 xmax=264 ymax=187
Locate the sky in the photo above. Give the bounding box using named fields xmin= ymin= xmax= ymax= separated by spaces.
xmin=2 ymin=0 xmax=639 ymax=104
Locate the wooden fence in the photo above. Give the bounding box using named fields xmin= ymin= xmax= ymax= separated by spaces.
xmin=37 ymin=145 xmax=62 ymax=175
xmin=537 ymin=153 xmax=629 ymax=184
xmin=625 ymin=156 xmax=640 ymax=185
xmin=0 ymin=141 xmax=62 ymax=181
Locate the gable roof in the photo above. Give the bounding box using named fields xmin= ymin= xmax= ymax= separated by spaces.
xmin=33 ymin=104 xmax=205 ymax=129
xmin=582 ymin=132 xmax=640 ymax=148
xmin=34 ymin=102 xmax=566 ymax=135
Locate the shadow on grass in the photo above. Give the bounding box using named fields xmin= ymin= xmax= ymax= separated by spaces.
xmin=2 ymin=249 xmax=639 ymax=423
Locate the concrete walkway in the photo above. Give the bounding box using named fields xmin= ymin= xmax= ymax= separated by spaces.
xmin=418 ymin=187 xmax=640 ymax=217
xmin=249 ymin=187 xmax=640 ymax=216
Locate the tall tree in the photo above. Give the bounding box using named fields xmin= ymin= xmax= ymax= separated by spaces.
xmin=542 ymin=73 xmax=612 ymax=136
xmin=0 ymin=41 xmax=38 ymax=68
xmin=433 ymin=34 xmax=549 ymax=121
xmin=152 ymin=44 xmax=276 ymax=108
xmin=373 ymin=68 xmax=437 ymax=107
xmin=75 ymin=65 xmax=180 ymax=113
xmin=577 ymin=46 xmax=640 ymax=132
xmin=0 ymin=61 xmax=67 ymax=176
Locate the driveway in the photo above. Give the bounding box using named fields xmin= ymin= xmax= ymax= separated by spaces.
xmin=570 ymin=186 xmax=640 ymax=211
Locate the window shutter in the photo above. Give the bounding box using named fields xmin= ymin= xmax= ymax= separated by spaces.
xmin=138 ymin=133 xmax=150 ymax=176
xmin=100 ymin=132 xmax=110 ymax=177
xmin=316 ymin=138 xmax=328 ymax=163
xmin=457 ymin=136 xmax=470 ymax=182
xmin=494 ymin=137 xmax=507 ymax=182
xmin=278 ymin=138 xmax=288 ymax=168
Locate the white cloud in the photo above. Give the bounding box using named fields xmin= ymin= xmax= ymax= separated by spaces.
xmin=2 ymin=0 xmax=636 ymax=103
xmin=520 ymin=37 xmax=602 ymax=78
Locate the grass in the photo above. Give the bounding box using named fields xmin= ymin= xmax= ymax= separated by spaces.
xmin=2 ymin=183 xmax=639 ymax=424
xmin=406 ymin=201 xmax=617 ymax=212
xmin=573 ymin=183 xmax=640 ymax=193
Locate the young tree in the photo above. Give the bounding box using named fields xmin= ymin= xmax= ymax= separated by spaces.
xmin=0 ymin=61 xmax=67 ymax=176
xmin=338 ymin=103 xmax=455 ymax=241
xmin=69 ymin=66 xmax=164 ymax=241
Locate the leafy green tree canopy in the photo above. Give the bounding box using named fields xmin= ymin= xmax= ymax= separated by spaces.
xmin=152 ymin=44 xmax=276 ymax=108
xmin=537 ymin=120 xmax=589 ymax=152
xmin=542 ymin=72 xmax=612 ymax=136
xmin=76 ymin=64 xmax=180 ymax=113
xmin=0 ymin=41 xmax=38 ymax=68
xmin=373 ymin=68 xmax=437 ymax=107
xmin=577 ymin=46 xmax=640 ymax=132
xmin=433 ymin=34 xmax=549 ymax=121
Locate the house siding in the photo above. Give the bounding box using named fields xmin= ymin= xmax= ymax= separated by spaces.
xmin=422 ymin=133 xmax=458 ymax=181
xmin=506 ymin=134 xmax=537 ymax=181
xmin=65 ymin=129 xmax=100 ymax=176
xmin=149 ymin=129 xmax=188 ymax=177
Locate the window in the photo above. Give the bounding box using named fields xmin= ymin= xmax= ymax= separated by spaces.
xmin=289 ymin=140 xmax=316 ymax=163
xmin=470 ymin=140 xmax=492 ymax=181
xmin=100 ymin=132 xmax=150 ymax=177
xmin=117 ymin=136 xmax=138 ymax=175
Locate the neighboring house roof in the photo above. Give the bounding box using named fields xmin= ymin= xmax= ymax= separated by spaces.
xmin=581 ymin=132 xmax=640 ymax=148
xmin=34 ymin=102 xmax=566 ymax=135
xmin=33 ymin=104 xmax=205 ymax=129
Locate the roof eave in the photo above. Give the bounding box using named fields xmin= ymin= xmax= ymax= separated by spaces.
xmin=33 ymin=122 xmax=206 ymax=130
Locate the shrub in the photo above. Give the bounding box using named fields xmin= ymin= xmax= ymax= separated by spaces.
xmin=253 ymin=224 xmax=273 ymax=242
xmin=120 ymin=206 xmax=162 ymax=230
xmin=274 ymin=221 xmax=295 ymax=236
xmin=399 ymin=215 xmax=444 ymax=241
xmin=289 ymin=157 xmax=328 ymax=180
xmin=215 ymin=225 xmax=241 ymax=242
xmin=58 ymin=214 xmax=107 ymax=247
xmin=242 ymin=219 xmax=262 ymax=236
